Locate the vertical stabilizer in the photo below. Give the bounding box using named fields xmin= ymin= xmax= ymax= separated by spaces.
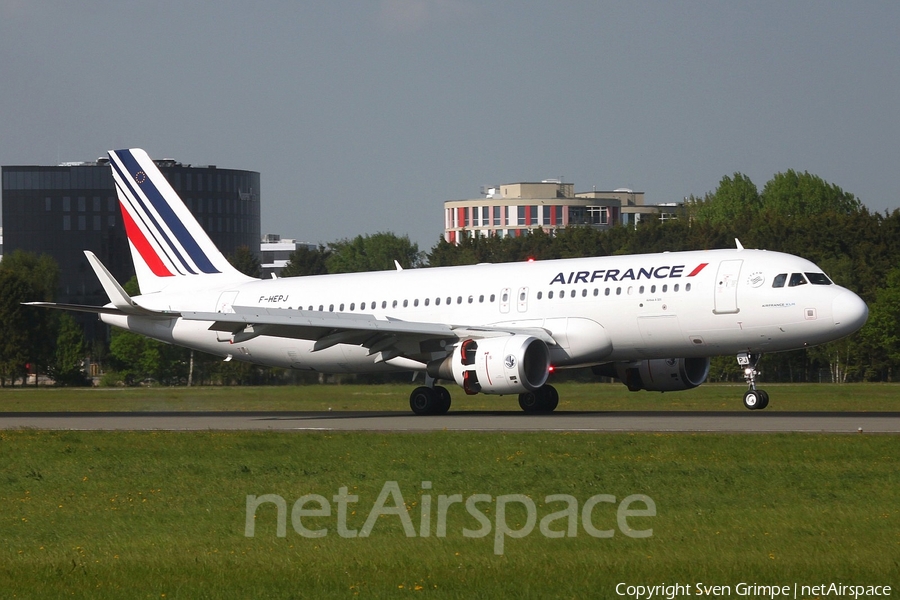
xmin=107 ymin=148 xmax=252 ymax=294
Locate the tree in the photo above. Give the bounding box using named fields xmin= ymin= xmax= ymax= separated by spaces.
xmin=48 ymin=313 xmax=89 ymax=386
xmin=227 ymin=245 xmax=261 ymax=278
xmin=327 ymin=232 xmax=423 ymax=274
xmin=856 ymin=267 xmax=900 ymax=381
xmin=0 ymin=251 xmax=60 ymax=385
xmin=691 ymin=173 xmax=760 ymax=226
xmin=281 ymin=245 xmax=331 ymax=277
xmin=0 ymin=269 xmax=33 ymax=385
xmin=760 ymin=170 xmax=862 ymax=217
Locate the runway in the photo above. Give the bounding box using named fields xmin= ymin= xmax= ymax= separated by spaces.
xmin=2 ymin=411 xmax=900 ymax=433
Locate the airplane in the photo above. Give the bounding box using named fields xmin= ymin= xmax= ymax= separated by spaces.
xmin=29 ymin=148 xmax=869 ymax=414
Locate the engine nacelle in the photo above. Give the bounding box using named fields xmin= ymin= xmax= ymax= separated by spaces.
xmin=596 ymin=357 xmax=710 ymax=392
xmin=428 ymin=336 xmax=551 ymax=395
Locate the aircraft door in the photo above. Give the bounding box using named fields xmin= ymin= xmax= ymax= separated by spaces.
xmin=499 ymin=287 xmax=511 ymax=314
xmin=215 ymin=291 xmax=239 ymax=342
xmin=713 ymin=260 xmax=742 ymax=314
xmin=516 ymin=287 xmax=529 ymax=312
xmin=216 ymin=291 xmax=239 ymax=313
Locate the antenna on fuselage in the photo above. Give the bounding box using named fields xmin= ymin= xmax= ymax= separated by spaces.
xmin=735 ymin=239 xmax=745 ymax=251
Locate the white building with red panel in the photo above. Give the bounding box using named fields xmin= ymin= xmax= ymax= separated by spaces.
xmin=444 ymin=181 xmax=651 ymax=243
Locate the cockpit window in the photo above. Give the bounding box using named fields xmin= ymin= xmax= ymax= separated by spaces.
xmin=788 ymin=273 xmax=808 ymax=287
xmin=805 ymin=272 xmax=832 ymax=285
xmin=772 ymin=273 xmax=787 ymax=288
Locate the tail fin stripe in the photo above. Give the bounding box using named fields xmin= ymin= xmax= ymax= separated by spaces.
xmin=118 ymin=199 xmax=175 ymax=277
xmin=112 ymin=168 xmax=192 ymax=275
xmin=113 ymin=149 xmax=220 ymax=275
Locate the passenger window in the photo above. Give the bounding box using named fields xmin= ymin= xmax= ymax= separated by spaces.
xmin=674 ymin=284 xmax=679 ymax=292
xmin=806 ymin=272 xmax=833 ymax=285
xmin=570 ymin=290 xmax=576 ymax=298
xmin=350 ymin=303 xmax=355 ymax=311
xmin=403 ymin=300 xmax=408 ymax=307
xmin=537 ymin=291 xmax=543 ymax=300
xmin=772 ymin=274 xmax=787 ymax=288
xmin=548 ymin=291 xmax=554 ymax=299
xmin=789 ymin=273 xmax=808 ymax=287
xmin=686 ymin=283 xmax=691 ymax=292
xmin=582 ymin=289 xmax=587 ymax=297
xmin=436 ymin=297 xmax=441 ymax=306
xmin=424 ymin=298 xmax=429 ymax=306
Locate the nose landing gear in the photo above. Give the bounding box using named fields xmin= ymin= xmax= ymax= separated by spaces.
xmin=738 ymin=353 xmax=769 ymax=410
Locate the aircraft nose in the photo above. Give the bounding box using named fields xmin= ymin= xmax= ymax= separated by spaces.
xmin=832 ymin=290 xmax=868 ymax=333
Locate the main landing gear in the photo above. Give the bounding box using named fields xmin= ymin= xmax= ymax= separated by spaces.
xmin=408 ymin=383 xmax=561 ymax=415
xmin=518 ymin=384 xmax=560 ymax=413
xmin=738 ymin=352 xmax=769 ymax=410
xmin=409 ymin=385 xmax=452 ymax=415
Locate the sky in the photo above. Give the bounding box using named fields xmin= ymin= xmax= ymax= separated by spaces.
xmin=2 ymin=1 xmax=899 ymax=250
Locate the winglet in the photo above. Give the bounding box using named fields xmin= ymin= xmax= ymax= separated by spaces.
xmin=735 ymin=238 xmax=744 ymax=251
xmin=394 ymin=260 xmax=403 ymax=271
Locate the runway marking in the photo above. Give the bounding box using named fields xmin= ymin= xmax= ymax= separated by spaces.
xmin=1 ymin=411 xmax=899 ymax=433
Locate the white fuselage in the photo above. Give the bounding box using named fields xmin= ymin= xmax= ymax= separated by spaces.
xmin=101 ymin=248 xmax=867 ymax=373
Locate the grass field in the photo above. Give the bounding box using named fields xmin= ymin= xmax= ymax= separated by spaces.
xmin=1 ymin=382 xmax=899 ymax=413
xmin=2 ymin=429 xmax=898 ymax=599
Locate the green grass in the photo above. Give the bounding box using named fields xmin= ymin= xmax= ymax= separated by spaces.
xmin=1 ymin=430 xmax=898 ymax=598
xmin=1 ymin=382 xmax=900 ymax=413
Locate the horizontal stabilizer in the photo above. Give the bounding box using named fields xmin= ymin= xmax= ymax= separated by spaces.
xmin=23 ymin=301 xmax=178 ymax=318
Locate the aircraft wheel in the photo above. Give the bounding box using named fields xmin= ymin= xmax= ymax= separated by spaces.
xmin=410 ymin=386 xmax=439 ymax=415
xmin=434 ymin=386 xmax=452 ymax=414
xmin=743 ymin=390 xmax=761 ymax=410
xmin=757 ymin=390 xmax=769 ymax=410
xmin=539 ymin=385 xmax=559 ymax=412
xmin=518 ymin=391 xmax=541 ymax=413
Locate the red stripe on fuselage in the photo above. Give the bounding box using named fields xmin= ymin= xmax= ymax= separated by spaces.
xmin=687 ymin=263 xmax=709 ymax=277
xmin=120 ymin=202 xmax=174 ymax=277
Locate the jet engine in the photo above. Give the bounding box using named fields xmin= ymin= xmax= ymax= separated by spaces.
xmin=428 ymin=335 xmax=551 ymax=395
xmin=595 ymin=357 xmax=710 ymax=392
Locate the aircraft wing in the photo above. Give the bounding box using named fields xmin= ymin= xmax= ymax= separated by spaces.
xmin=181 ymin=305 xmax=557 ymax=365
